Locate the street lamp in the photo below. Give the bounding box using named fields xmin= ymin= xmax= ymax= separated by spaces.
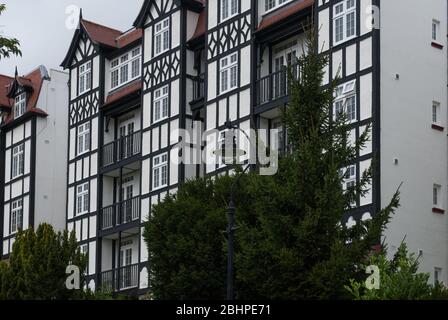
xmin=213 ymin=120 xmax=251 ymax=300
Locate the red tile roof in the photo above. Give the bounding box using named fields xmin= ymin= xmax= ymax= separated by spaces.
xmin=81 ymin=19 xmax=142 ymax=49
xmin=258 ymin=0 xmax=315 ymax=31
xmin=81 ymin=19 xmax=123 ymax=48
xmin=0 ymin=66 xmax=49 ymax=125
xmin=103 ymin=80 xmax=142 ymax=108
xmin=0 ymin=74 xmax=13 ymax=109
xmin=116 ymin=28 xmax=143 ymax=48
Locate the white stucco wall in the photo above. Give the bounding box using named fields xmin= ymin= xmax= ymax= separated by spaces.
xmin=380 ymin=0 xmax=448 ymax=284
xmin=34 ymin=69 xmax=69 ymax=232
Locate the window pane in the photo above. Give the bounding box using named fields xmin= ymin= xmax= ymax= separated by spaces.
xmin=346 ymin=12 xmax=355 ymax=38
xmin=335 ymin=17 xmax=344 ymax=42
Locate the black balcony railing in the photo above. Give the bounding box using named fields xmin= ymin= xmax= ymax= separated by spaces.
xmin=256 ymin=63 xmax=302 ymax=107
xmin=100 ymin=196 xmax=140 ymax=231
xmin=100 ymin=263 xmax=139 ymax=292
xmin=102 ymin=131 xmax=141 ymax=168
xmin=191 ymin=73 xmax=205 ymax=103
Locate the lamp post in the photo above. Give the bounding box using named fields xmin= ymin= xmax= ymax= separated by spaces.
xmin=213 ymin=120 xmax=251 ymax=300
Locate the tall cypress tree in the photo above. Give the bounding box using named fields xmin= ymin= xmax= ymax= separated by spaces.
xmin=234 ymin=31 xmax=400 ymax=299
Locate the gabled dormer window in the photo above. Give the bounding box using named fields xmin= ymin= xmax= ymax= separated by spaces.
xmin=14 ymin=92 xmax=26 ymax=119
xmin=110 ymin=47 xmax=141 ymax=90
xmin=79 ymin=61 xmax=92 ymax=95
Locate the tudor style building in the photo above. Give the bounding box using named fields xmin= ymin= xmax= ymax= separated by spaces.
xmin=0 ymin=66 xmax=68 ymax=258
xmin=62 ymin=0 xmax=448 ymax=294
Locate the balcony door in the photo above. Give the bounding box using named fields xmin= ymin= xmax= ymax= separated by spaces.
xmin=118 ymin=119 xmax=135 ymax=159
xmin=273 ymin=40 xmax=299 ymax=98
xmin=120 ymin=175 xmax=136 ymax=223
xmin=119 ymin=244 xmax=133 ymax=289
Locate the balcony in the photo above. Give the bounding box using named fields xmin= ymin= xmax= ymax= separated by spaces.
xmin=102 ymin=131 xmax=141 ymax=168
xmin=99 ymin=263 xmax=139 ymax=293
xmin=190 ymin=73 xmax=205 ymax=109
xmin=100 ymin=196 xmax=140 ymax=231
xmin=256 ymin=63 xmax=301 ymax=110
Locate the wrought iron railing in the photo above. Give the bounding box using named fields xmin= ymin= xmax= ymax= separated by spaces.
xmin=100 ymin=196 xmax=140 ymax=231
xmin=102 ymin=131 xmax=141 ymax=168
xmin=256 ymin=63 xmax=302 ymax=107
xmin=99 ymin=263 xmax=139 ymax=292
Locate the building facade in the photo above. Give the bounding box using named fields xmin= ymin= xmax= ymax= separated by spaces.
xmin=0 ymin=66 xmax=68 ymax=258
xmin=60 ymin=0 xmax=448 ymax=294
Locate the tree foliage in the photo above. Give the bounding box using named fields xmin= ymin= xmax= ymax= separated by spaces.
xmin=0 ymin=224 xmax=87 ymax=300
xmin=346 ymin=243 xmax=448 ymax=300
xmin=0 ymin=4 xmax=21 ymax=60
xmin=144 ymin=30 xmax=400 ymax=300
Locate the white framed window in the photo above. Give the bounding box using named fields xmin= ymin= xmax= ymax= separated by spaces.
xmin=333 ymin=0 xmax=357 ymax=45
xmin=334 ymin=80 xmax=356 ymax=122
xmin=76 ymin=182 xmax=90 ymax=215
xmin=14 ymin=92 xmax=26 ymax=119
xmin=79 ymin=61 xmax=92 ymax=95
xmin=432 ymin=101 xmax=440 ymax=124
xmin=221 ymin=0 xmax=238 ymax=22
xmin=340 ymin=165 xmax=356 ymax=207
xmin=77 ymin=122 xmax=90 ymax=155
xmin=153 ymin=85 xmax=169 ymax=123
xmin=11 ymin=199 xmax=23 ymax=234
xmin=432 ymin=19 xmax=440 ymax=42
xmin=154 ymin=18 xmax=170 ymax=56
xmin=110 ymin=47 xmax=141 ymax=90
xmin=220 ymin=52 xmax=238 ymax=94
xmin=12 ymin=143 xmax=24 ymax=178
xmin=265 ymin=0 xmax=291 ymax=13
xmin=153 ymin=153 xmax=168 ymax=190
xmin=433 ymin=184 xmax=441 ymax=208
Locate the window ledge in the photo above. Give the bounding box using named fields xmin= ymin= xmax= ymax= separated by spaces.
xmin=431 ymin=41 xmax=444 ymax=49
xmin=432 ymin=207 xmax=445 ymax=214
xmin=432 ymin=124 xmax=445 ymax=132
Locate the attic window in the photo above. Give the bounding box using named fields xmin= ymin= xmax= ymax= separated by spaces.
xmin=14 ymin=92 xmax=26 ymax=119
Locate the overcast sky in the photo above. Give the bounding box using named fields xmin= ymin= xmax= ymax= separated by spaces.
xmin=0 ymin=0 xmax=143 ymax=75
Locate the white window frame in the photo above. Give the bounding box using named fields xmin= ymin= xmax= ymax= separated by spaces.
xmin=79 ymin=61 xmax=92 ymax=95
xmin=432 ymin=19 xmax=440 ymax=42
xmin=154 ymin=18 xmax=170 ymax=56
xmin=341 ymin=165 xmax=356 ymax=207
xmin=12 ymin=143 xmax=25 ymax=179
xmin=11 ymin=199 xmax=23 ymax=234
xmin=152 ymin=153 xmax=168 ymax=190
xmin=333 ymin=0 xmax=357 ymax=46
xmin=77 ymin=122 xmax=91 ymax=156
xmin=433 ymin=184 xmax=442 ymax=208
xmin=219 ymin=52 xmax=238 ymax=95
xmin=221 ymin=0 xmax=239 ymax=22
xmin=264 ymin=0 xmax=292 ymax=14
xmin=334 ymin=80 xmax=357 ymax=123
xmin=76 ymin=182 xmax=90 ymax=216
xmin=14 ymin=92 xmax=26 ymax=119
xmin=432 ymin=101 xmax=440 ymax=125
xmin=110 ymin=47 xmax=141 ymax=90
xmin=153 ymin=85 xmax=169 ymax=123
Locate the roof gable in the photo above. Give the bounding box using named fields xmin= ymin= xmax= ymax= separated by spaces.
xmin=133 ymin=0 xmax=204 ymax=28
xmin=61 ymin=16 xmax=142 ymax=68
